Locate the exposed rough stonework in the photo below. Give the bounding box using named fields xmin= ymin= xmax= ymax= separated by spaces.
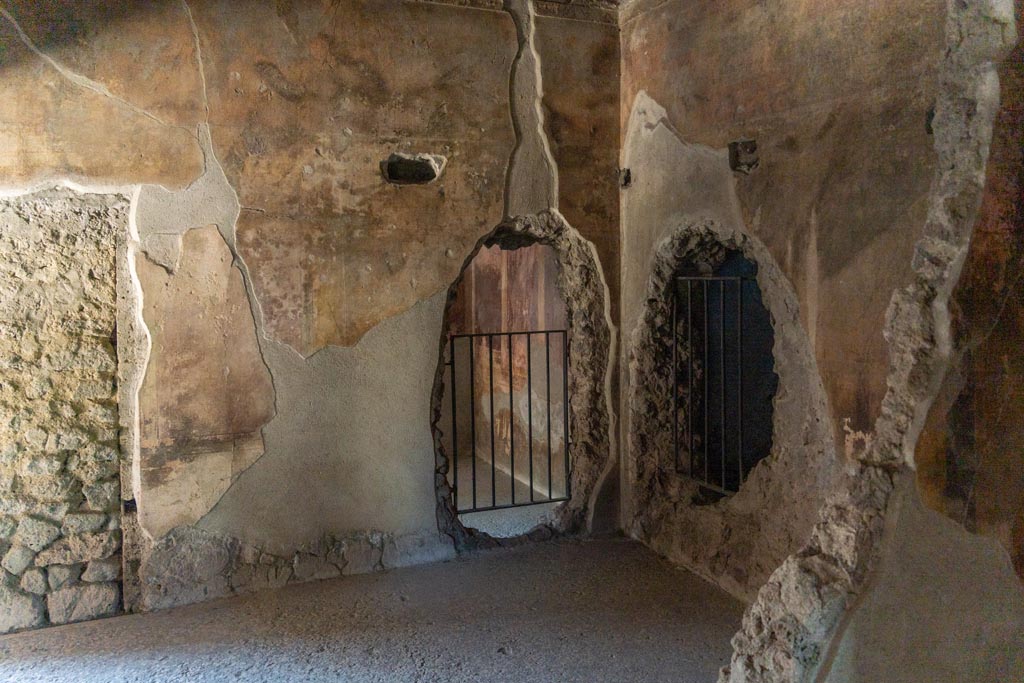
xmin=138 ymin=525 xmax=452 ymax=612
xmin=0 ymin=189 xmax=124 ymax=634
xmin=719 ymin=1 xmax=1018 ymax=680
xmin=628 ymin=223 xmax=837 ymax=601
xmin=431 ymin=210 xmax=615 ymax=550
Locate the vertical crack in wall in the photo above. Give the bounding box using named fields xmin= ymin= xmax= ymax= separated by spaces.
xmin=503 ymin=0 xmax=559 ymax=217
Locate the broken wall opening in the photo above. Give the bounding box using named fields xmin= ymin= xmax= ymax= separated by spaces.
xmin=431 ymin=212 xmax=614 ymax=551
xmin=627 ymin=222 xmax=836 ymax=600
xmin=670 ymin=250 xmax=778 ymax=497
xmin=439 ymin=242 xmax=570 ymax=538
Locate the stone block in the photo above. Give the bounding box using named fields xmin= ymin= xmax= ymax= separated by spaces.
xmin=19 ymin=568 xmax=47 ymax=595
xmin=68 ymin=448 xmax=119 ymax=484
xmin=82 ymin=557 xmax=121 ymax=583
xmin=48 ymin=564 xmax=83 ymax=590
xmin=341 ymin=536 xmax=383 ymax=576
xmin=2 ymin=545 xmax=36 ymax=575
xmin=0 ymin=516 xmax=16 ymax=540
xmin=292 ymin=553 xmax=341 ymax=583
xmin=35 ymin=530 xmax=120 ymax=565
xmin=20 ymin=454 xmax=64 ymax=476
xmin=14 ymin=516 xmax=61 ymax=552
xmin=47 ymin=582 xmax=120 ymax=625
xmin=381 ymin=531 xmax=455 ymax=570
xmin=62 ymin=512 xmax=108 ymax=535
xmin=19 ymin=473 xmax=80 ymax=502
xmin=82 ymin=479 xmax=119 ymax=512
xmin=0 ymin=584 xmax=45 ymax=634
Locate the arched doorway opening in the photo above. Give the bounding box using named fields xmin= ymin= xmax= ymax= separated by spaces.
xmin=439 ymin=239 xmax=569 ymax=537
xmin=430 ymin=212 xmax=614 ymax=551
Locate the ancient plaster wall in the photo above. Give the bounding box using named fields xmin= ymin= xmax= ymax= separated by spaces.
xmin=0 ymin=0 xmax=619 ymax=620
xmin=0 ymin=190 xmax=124 ymax=634
xmin=714 ymin=2 xmax=1023 ymax=681
xmin=620 ymin=1 xmax=1024 ymax=681
xmin=621 ymin=0 xmax=946 ymax=458
xmin=915 ymin=0 xmax=1024 ymax=580
xmin=619 ymin=96 xmax=837 ymax=600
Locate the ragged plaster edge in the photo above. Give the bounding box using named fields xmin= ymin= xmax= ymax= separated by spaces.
xmin=429 ymin=211 xmax=615 ymax=550
xmin=718 ymin=2 xmax=1018 ymax=681
xmin=557 ymin=205 xmax=621 ymax=535
xmin=503 ymin=0 xmax=560 ymax=217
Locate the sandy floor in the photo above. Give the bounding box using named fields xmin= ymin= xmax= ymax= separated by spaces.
xmin=0 ymin=538 xmax=744 ymax=683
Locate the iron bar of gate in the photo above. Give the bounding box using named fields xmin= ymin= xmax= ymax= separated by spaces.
xmin=545 ymin=331 xmax=553 ymax=501
xmin=737 ymin=280 xmax=744 ymax=487
xmin=673 ymin=277 xmax=750 ymax=494
xmin=672 ymin=278 xmax=678 ymax=474
xmin=703 ymin=279 xmax=709 ymax=485
xmin=687 ymin=280 xmax=693 ymax=477
xmin=720 ymin=280 xmax=726 ymax=491
xmin=469 ymin=339 xmax=477 ymax=510
xmin=508 ymin=334 xmax=515 ymax=506
xmin=448 ymin=330 xmax=570 ymax=514
xmin=527 ymin=335 xmax=534 ymax=503
xmin=450 ymin=339 xmax=458 ymax=509
xmin=488 ymin=335 xmax=496 ymax=509
xmin=562 ymin=332 xmax=571 ymax=500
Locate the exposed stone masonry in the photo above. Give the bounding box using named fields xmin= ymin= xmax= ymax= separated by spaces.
xmin=0 ymin=190 xmax=124 ymax=634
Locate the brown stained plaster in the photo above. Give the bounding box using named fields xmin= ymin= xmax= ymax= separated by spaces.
xmin=718 ymin=1 xmax=1018 ymax=680
xmin=0 ymin=4 xmax=200 ymax=143
xmin=409 ymin=0 xmax=619 ymax=24
xmin=181 ymin=0 xmax=210 ymax=124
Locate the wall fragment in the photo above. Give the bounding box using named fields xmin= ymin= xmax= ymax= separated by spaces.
xmin=0 ymin=189 xmax=124 ymax=633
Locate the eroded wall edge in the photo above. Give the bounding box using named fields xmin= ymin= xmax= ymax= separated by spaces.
xmin=719 ymin=2 xmax=1018 ymax=681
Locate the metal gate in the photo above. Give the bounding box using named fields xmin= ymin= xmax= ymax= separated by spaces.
xmin=446 ymin=330 xmax=570 ymax=514
xmin=672 ymin=276 xmax=749 ymax=494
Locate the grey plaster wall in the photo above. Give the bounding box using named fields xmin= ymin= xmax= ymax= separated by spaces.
xmin=819 ymin=476 xmax=1024 ymax=683
xmin=717 ymin=1 xmax=1022 ymax=681
xmin=199 ymin=291 xmax=449 ymax=550
xmin=619 ymin=94 xmax=838 ymax=601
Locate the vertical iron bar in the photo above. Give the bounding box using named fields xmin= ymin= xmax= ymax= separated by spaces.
xmin=508 ymin=334 xmax=515 ymax=505
xmin=527 ymin=333 xmax=534 ymax=503
xmin=545 ymin=331 xmax=553 ymax=501
xmin=703 ymin=279 xmax=709 ymax=486
xmin=687 ymin=280 xmax=693 ymax=478
xmin=720 ymin=280 xmax=726 ymax=491
xmin=469 ymin=338 xmax=477 ymax=510
xmin=450 ymin=337 xmax=458 ymax=511
xmin=672 ymin=280 xmax=678 ymax=472
xmin=737 ymin=280 xmax=744 ymax=486
xmin=488 ymin=335 xmax=496 ymax=508
xmin=562 ymin=331 xmax=570 ymax=499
